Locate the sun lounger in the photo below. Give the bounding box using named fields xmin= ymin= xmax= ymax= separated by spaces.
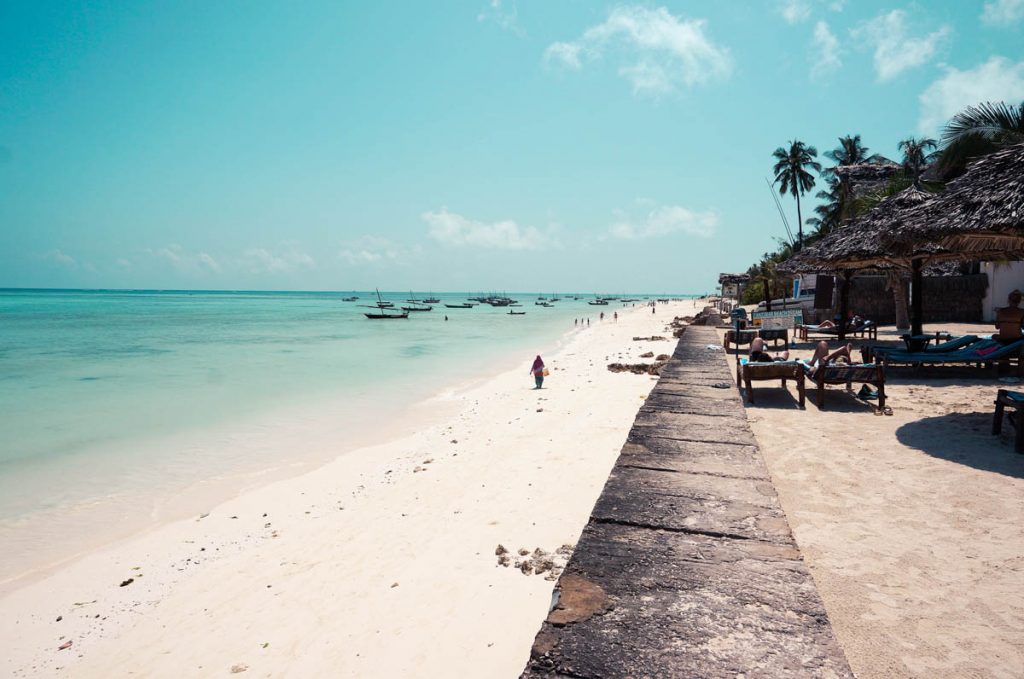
xmin=864 ymin=334 xmax=980 ymax=362
xmin=798 ymin=321 xmax=877 ymax=341
xmin=992 ymin=389 xmax=1024 ymax=454
xmin=740 ymin=359 xmax=805 ymax=407
xmin=879 ymin=338 xmax=1024 ymax=376
xmin=804 ymin=362 xmax=886 ymax=409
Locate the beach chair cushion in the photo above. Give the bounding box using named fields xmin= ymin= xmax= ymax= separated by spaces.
xmin=887 ymin=339 xmax=1024 ymax=364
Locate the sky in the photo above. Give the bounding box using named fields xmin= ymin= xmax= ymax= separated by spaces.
xmin=1 ymin=1 xmax=1022 ymax=293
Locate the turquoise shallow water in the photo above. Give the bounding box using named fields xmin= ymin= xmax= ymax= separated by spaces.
xmin=0 ymin=289 xmax=669 ymax=537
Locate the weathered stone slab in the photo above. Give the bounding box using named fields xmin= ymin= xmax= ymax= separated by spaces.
xmin=631 ymin=410 xmax=757 ymax=446
xmin=619 ymin=437 xmax=768 ymax=479
xmin=592 ymin=465 xmax=792 ymax=542
xmin=524 ymin=523 xmax=852 ymax=679
xmin=641 ymin=392 xmax=747 ymax=418
xmin=521 ymin=326 xmax=852 ymax=678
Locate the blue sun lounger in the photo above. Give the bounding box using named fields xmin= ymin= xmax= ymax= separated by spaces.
xmin=870 ymin=334 xmax=980 ymax=361
xmin=879 ymin=338 xmax=1024 ymax=375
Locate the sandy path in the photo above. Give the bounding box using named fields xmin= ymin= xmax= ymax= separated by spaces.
xmin=729 ymin=322 xmax=1024 ymax=679
xmin=1 ymin=299 xmax=697 ymax=678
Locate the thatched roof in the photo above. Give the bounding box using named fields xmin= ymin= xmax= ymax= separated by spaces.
xmin=717 ymin=272 xmax=750 ymax=285
xmin=777 ymin=187 xmax=947 ymax=273
xmin=834 ymin=163 xmax=902 ymax=199
xmin=900 ymin=143 xmax=1024 ymax=254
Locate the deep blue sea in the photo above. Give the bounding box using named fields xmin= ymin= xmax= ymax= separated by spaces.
xmin=0 ymin=289 xmax=676 ymax=583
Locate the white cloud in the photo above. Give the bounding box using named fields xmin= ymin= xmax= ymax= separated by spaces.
xmin=780 ymin=0 xmax=812 ymax=24
xmin=778 ymin=0 xmax=844 ymax=23
xmin=43 ymin=249 xmax=77 ymax=268
xmin=544 ymin=41 xmax=582 ymax=69
xmin=606 ymin=204 xmax=718 ymax=240
xmin=543 ymin=5 xmax=731 ymax=95
xmin=477 ymin=0 xmax=522 ymax=35
xmin=810 ymin=20 xmax=841 ymax=80
xmin=240 ymin=245 xmax=316 ymax=274
xmin=337 ymin=236 xmax=413 ymax=265
xmin=423 ymin=208 xmax=547 ymax=250
xmin=982 ymin=0 xmax=1024 ymax=25
xmin=149 ymin=245 xmax=222 ymax=275
xmin=918 ymin=56 xmax=1024 ymax=134
xmin=852 ymin=10 xmax=950 ymax=81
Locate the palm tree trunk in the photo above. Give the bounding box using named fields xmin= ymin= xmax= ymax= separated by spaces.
xmin=886 ymin=271 xmax=910 ymax=331
xmin=795 ymin=191 xmax=803 ymax=250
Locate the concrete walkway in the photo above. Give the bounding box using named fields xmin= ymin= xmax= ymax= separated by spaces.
xmin=521 ymin=326 xmax=852 ymax=678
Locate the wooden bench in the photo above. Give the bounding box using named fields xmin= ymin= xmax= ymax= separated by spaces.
xmin=808 ymin=363 xmax=886 ymax=410
xmin=992 ymin=389 xmax=1024 ymax=454
xmin=741 ymin=361 xmax=805 ymax=407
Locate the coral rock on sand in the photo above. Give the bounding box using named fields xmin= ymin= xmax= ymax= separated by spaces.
xmin=495 ymin=544 xmax=508 ymax=556
xmin=607 ymin=361 xmax=667 ymax=376
xmin=639 ymin=352 xmax=654 ymax=358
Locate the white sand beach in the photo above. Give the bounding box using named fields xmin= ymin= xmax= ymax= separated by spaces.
xmin=1 ymin=299 xmax=700 ymax=678
xmin=727 ymin=321 xmax=1024 ymax=679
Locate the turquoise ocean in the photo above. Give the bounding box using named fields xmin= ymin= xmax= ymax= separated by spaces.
xmin=0 ymin=289 xmax=674 ymax=583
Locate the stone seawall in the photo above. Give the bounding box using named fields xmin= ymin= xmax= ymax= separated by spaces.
xmin=521 ymin=326 xmax=852 ymax=678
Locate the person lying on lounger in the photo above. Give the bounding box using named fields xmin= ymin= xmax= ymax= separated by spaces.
xmin=815 ymin=311 xmax=865 ymax=330
xmin=994 ymin=290 xmax=1024 ymax=344
xmin=748 ymin=337 xmax=790 ymax=362
xmin=805 ymin=340 xmax=854 ymax=376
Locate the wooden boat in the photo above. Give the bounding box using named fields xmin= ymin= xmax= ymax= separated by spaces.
xmin=365 ymin=289 xmax=408 ymax=319
xmin=423 ymin=296 xmax=440 ymax=304
xmin=588 ymin=300 xmax=609 ymax=306
xmin=341 ymin=296 xmax=359 ymax=302
xmin=402 ymin=304 xmax=432 ymax=312
xmin=508 ymin=310 xmax=526 ymax=315
xmin=445 ymin=303 xmax=473 ymax=309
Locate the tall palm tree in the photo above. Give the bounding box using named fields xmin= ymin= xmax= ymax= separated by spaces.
xmin=823 ymin=134 xmax=889 ymax=167
xmin=772 ymin=140 xmax=822 ymax=250
xmin=897 ymin=136 xmax=938 ymax=187
xmin=938 ymin=100 xmax=1024 ymax=178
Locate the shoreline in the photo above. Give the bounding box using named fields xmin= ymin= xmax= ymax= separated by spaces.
xmin=0 ymin=305 xmax=595 ymax=595
xmin=1 ymin=298 xmax=701 ymax=677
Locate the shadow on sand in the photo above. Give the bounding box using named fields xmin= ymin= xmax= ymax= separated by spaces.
xmin=741 ymin=385 xmax=881 ymax=413
xmin=896 ymin=411 xmax=1024 ymax=479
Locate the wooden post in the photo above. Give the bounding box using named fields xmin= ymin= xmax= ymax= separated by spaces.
xmin=837 ymin=271 xmax=852 ymax=342
xmin=911 ymin=258 xmax=924 ymax=337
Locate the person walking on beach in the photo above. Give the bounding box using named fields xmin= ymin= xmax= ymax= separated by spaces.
xmin=530 ymin=355 xmax=546 ymax=389
xmin=600 ymin=312 xmax=604 ymax=321
xmin=613 ymin=312 xmax=618 ymax=322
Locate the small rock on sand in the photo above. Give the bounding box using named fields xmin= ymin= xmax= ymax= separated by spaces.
xmin=230 ymin=664 xmax=248 ymax=673
xmin=495 ymin=544 xmax=508 ymax=556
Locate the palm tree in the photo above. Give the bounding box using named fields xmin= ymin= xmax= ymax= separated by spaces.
xmin=897 ymin=136 xmax=938 ymax=187
xmin=772 ymin=140 xmax=822 ymax=250
xmin=808 ymin=135 xmax=890 ymax=237
xmin=938 ymin=100 xmax=1024 ymax=178
xmin=823 ymin=134 xmax=889 ymax=167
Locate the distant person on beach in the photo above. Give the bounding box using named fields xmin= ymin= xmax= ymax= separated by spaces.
xmin=994 ymin=290 xmax=1024 ymax=343
xmin=613 ymin=312 xmax=618 ymax=322
xmin=587 ymin=318 xmax=590 ymax=326
xmin=749 ymin=337 xmax=790 ymax=362
xmin=530 ymin=355 xmax=546 ymax=389
xmin=806 ymin=340 xmax=854 ymax=375
xmin=444 ymin=315 xmax=448 ymax=321
xmin=574 ymin=318 xmax=578 ymax=326
xmin=600 ymin=312 xmax=604 ymax=321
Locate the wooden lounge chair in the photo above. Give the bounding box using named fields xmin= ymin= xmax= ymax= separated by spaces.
xmin=740 ymin=360 xmax=805 ymax=407
xmin=992 ymin=389 xmax=1024 ymax=454
xmin=806 ymin=363 xmax=886 ymax=409
xmin=879 ymin=338 xmax=1024 ymax=376
xmin=799 ymin=320 xmax=878 ymax=341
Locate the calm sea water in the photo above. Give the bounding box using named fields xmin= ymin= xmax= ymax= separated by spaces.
xmin=0 ymin=289 xmax=670 ymax=565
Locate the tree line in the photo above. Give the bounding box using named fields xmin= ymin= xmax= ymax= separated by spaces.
xmin=743 ymin=100 xmax=1024 ymax=310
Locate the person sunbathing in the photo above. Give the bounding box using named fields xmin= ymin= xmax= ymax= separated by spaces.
xmin=805 ymin=340 xmax=854 ymax=375
xmin=994 ymin=290 xmax=1024 ymax=343
xmin=748 ymin=337 xmax=790 ymax=362
xmin=816 ymin=311 xmax=865 ymax=330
